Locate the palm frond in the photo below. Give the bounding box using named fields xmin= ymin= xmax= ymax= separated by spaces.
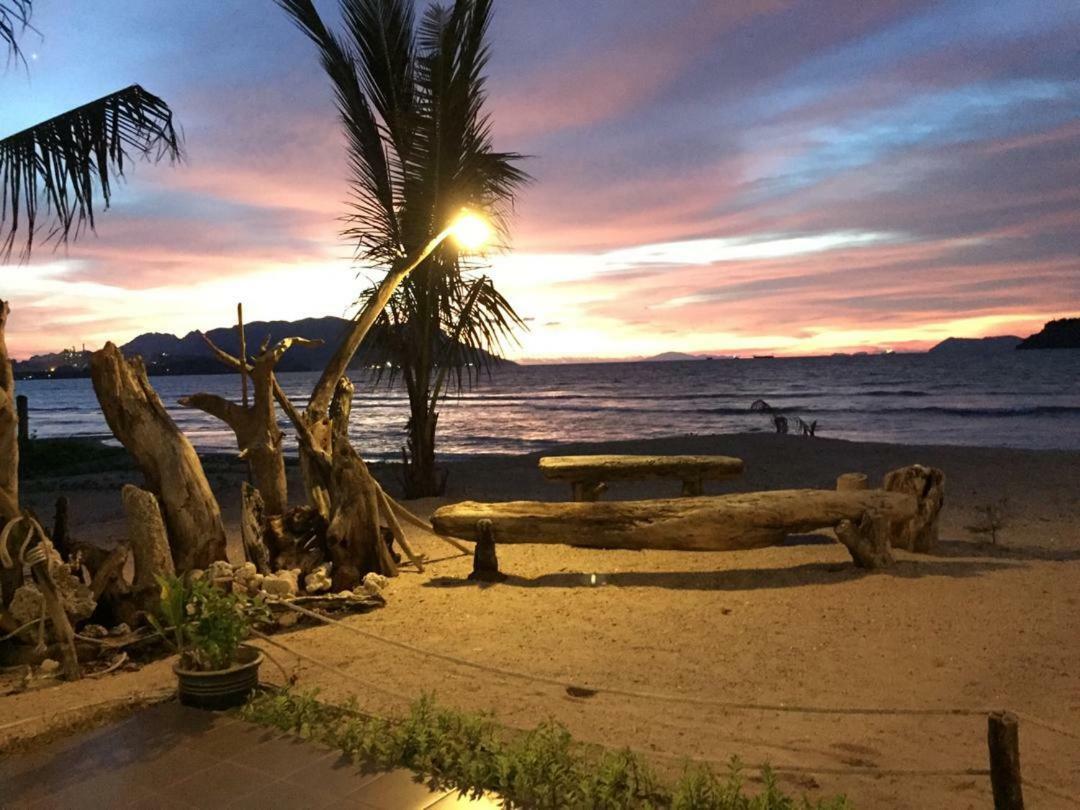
xmin=0 ymin=83 xmax=181 ymax=259
xmin=278 ymin=0 xmax=402 ymax=264
xmin=0 ymin=0 xmax=33 ymax=65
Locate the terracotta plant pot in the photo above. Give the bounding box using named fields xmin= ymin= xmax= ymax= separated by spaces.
xmin=173 ymin=645 xmax=263 ymax=710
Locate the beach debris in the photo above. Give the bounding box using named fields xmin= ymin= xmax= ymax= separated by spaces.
xmin=110 ymin=623 xmax=131 ymax=637
xmin=303 ymin=564 xmax=332 ymax=594
xmin=38 ymin=658 xmax=60 ymax=675
xmin=80 ymin=623 xmax=109 ymax=639
xmin=361 ymin=572 xmax=389 ymax=594
xmin=276 ymin=611 xmax=299 ymax=628
xmin=8 ymin=584 xmax=44 ymax=627
xmin=261 ymin=569 xmax=300 ymax=597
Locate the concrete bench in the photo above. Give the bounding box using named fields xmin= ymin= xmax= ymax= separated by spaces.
xmin=433 ymin=465 xmax=945 ymax=580
xmin=539 ymin=454 xmax=744 ymax=500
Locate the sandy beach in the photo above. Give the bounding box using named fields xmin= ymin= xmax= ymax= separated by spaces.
xmin=7 ymin=432 xmax=1079 ymax=808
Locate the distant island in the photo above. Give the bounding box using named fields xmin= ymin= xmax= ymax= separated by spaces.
xmin=642 ymin=352 xmax=709 ymax=362
xmin=14 ymin=316 xmax=510 ymax=379
xmin=1017 ymin=318 xmax=1080 ymax=350
xmin=927 ymin=335 xmax=1021 ymax=355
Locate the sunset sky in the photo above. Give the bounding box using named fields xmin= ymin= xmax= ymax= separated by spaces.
xmin=3 ymin=0 xmax=1079 ymax=361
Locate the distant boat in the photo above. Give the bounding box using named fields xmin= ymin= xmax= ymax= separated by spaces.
xmin=752 ymin=354 xmax=775 ymax=359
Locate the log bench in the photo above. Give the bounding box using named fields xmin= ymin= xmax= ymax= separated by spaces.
xmin=432 ymin=465 xmax=944 ymax=579
xmin=539 ymin=454 xmax=744 ymax=500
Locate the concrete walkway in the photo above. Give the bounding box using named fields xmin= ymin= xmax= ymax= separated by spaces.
xmin=0 ymin=701 xmax=498 ymax=809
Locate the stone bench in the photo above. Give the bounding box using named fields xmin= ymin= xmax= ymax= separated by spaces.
xmin=432 ymin=465 xmax=945 ymax=579
xmin=539 ymin=454 xmax=744 ymax=500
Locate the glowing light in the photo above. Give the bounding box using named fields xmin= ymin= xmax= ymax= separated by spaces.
xmin=450 ymin=212 xmax=490 ymax=251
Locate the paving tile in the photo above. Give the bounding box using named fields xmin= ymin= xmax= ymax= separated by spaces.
xmin=285 ymin=751 xmax=384 ymax=801
xmin=124 ymin=791 xmax=198 ymax=809
xmin=21 ymin=769 xmax=159 ymax=810
xmin=224 ymin=730 xmax=334 ymax=777
xmin=167 ymin=760 xmax=266 ymax=809
xmin=225 ymin=776 xmax=336 ymax=809
xmin=345 ymin=767 xmax=450 ymax=810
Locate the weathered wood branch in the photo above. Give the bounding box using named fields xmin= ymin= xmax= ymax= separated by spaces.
xmin=121 ymin=485 xmax=175 ymax=592
xmin=90 ymin=342 xmax=226 ymax=571
xmin=240 ymin=482 xmax=271 ymax=574
xmin=0 ymin=300 xmax=18 ymax=524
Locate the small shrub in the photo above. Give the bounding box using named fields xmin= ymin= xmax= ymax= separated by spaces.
xmin=241 ymin=689 xmax=852 ymax=809
xmin=148 ymin=574 xmax=269 ymax=671
xmin=965 ymin=498 xmax=1009 ymax=545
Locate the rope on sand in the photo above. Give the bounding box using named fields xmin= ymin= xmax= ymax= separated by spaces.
xmin=278 ymin=600 xmax=1080 ymax=731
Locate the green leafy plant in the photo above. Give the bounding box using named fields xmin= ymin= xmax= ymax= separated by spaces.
xmin=149 ymin=574 xmax=269 ymax=671
xmin=241 ymin=689 xmax=852 ymax=809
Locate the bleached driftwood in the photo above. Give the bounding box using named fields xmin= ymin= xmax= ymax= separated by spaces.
xmin=179 ymin=336 xmax=322 ymax=515
xmin=122 ymin=485 xmax=174 ymax=592
xmin=540 ymin=454 xmax=744 ymax=500
xmin=0 ymin=301 xmax=20 ymax=609
xmin=433 ymin=489 xmax=916 ymax=552
xmin=883 ymin=464 xmax=945 ymax=553
xmin=240 ymin=483 xmax=271 ymax=574
xmin=435 ymin=465 xmax=945 ymax=571
xmin=90 ymin=343 xmax=226 ymax=571
xmin=325 ymin=431 xmax=398 ymax=589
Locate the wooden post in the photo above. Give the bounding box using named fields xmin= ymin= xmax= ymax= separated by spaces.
xmin=469 ymin=519 xmax=506 ymax=582
xmin=237 ymin=303 xmax=249 ymax=409
xmin=836 ymin=473 xmax=868 ymax=491
xmin=51 ymin=496 xmax=70 ymax=558
xmin=16 ymin=394 xmax=27 ymax=443
xmin=680 ymin=478 xmax=704 ymax=497
xmin=988 ymin=711 xmax=1024 ymax=810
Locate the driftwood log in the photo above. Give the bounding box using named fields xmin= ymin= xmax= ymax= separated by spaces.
xmin=179 ymin=337 xmax=321 ymax=515
xmin=90 ymin=343 xmax=226 ymax=571
xmin=433 ymin=489 xmax=915 ymax=551
xmin=434 ymin=466 xmax=945 ymax=571
xmin=540 ymin=454 xmax=744 ymax=500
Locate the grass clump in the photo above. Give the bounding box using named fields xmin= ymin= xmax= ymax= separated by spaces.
xmin=241 ymin=688 xmax=851 ymax=809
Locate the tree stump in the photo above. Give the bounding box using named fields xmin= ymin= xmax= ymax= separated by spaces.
xmin=325 ymin=432 xmax=397 ymax=590
xmin=834 ymin=512 xmax=895 ymax=569
xmin=90 ymin=343 xmax=226 ymax=571
xmin=122 ymin=485 xmax=175 ymax=590
xmin=883 ymin=465 xmax=945 ymax=553
xmin=240 ymin=482 xmax=271 ymax=574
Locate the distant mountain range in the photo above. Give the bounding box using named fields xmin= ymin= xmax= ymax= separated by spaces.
xmin=928 ymin=318 xmax=1078 ymax=355
xmin=642 ymin=351 xmax=710 ymax=362
xmin=14 ymin=316 xmax=510 ymax=379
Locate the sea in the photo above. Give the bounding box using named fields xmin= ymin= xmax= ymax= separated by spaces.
xmin=15 ymin=351 xmax=1080 ymax=459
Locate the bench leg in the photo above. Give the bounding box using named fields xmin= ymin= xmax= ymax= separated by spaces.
xmin=468 ymin=519 xmax=507 ymax=582
xmin=681 ymin=478 xmax=704 ymax=497
xmin=571 ymin=481 xmax=607 ymax=502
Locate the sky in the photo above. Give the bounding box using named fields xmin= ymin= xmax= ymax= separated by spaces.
xmin=2 ymin=0 xmax=1079 ymax=361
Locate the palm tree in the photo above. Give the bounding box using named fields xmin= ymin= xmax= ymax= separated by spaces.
xmin=280 ymin=0 xmax=529 ymax=498
xmin=0 ymin=1 xmax=181 ymax=258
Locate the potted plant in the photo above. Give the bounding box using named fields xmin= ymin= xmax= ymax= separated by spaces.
xmin=150 ymin=574 xmax=270 ymax=709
